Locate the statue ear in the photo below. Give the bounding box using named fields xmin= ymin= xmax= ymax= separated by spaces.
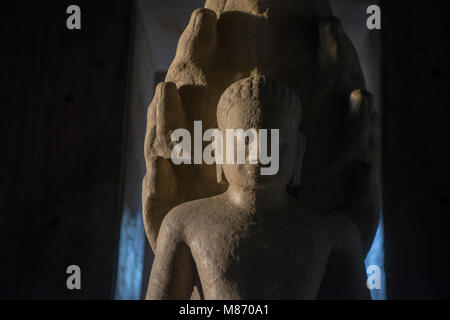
xmin=216 ymin=164 xmax=227 ymax=184
xmin=291 ymin=133 xmax=307 ymax=187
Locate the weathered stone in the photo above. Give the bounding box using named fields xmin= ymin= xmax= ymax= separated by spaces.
xmin=143 ymin=0 xmax=379 ymax=300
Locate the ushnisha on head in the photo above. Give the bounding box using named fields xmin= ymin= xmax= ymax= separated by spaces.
xmin=216 ymin=75 xmax=306 ymax=190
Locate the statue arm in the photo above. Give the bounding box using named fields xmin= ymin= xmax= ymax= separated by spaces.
xmin=318 ymin=216 xmax=370 ymax=300
xmin=146 ymin=213 xmax=197 ymax=300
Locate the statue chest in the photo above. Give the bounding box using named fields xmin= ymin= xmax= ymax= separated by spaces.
xmin=188 ymin=219 xmax=332 ymax=299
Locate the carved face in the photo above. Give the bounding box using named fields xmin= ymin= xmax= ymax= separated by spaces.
xmin=220 ymin=100 xmax=300 ymax=190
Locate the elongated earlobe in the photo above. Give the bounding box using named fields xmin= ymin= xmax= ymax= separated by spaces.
xmin=216 ymin=164 xmax=227 ymax=184
xmin=291 ymin=133 xmax=307 ymax=187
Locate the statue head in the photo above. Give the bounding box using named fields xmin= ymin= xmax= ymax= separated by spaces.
xmin=217 ymin=75 xmax=306 ymax=191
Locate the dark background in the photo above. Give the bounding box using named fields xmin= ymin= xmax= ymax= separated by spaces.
xmin=0 ymin=0 xmax=449 ymax=299
xmin=382 ymin=1 xmax=450 ymax=299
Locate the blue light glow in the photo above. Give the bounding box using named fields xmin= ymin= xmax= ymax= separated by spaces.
xmin=364 ymin=214 xmax=386 ymax=300
xmin=114 ymin=206 xmax=145 ymax=300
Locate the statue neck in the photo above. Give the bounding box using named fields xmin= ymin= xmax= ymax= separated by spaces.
xmin=226 ymin=184 xmax=292 ymax=212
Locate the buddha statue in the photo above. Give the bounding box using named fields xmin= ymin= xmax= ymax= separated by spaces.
xmin=146 ymin=75 xmax=369 ymax=300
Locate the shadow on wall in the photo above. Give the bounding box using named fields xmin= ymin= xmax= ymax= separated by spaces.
xmin=115 ymin=0 xmax=384 ymax=300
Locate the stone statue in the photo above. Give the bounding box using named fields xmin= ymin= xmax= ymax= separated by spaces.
xmin=146 ymin=75 xmax=369 ymax=299
xmin=143 ymin=0 xmax=379 ymax=299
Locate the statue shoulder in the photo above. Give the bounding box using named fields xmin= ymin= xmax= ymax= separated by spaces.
xmin=306 ymin=209 xmax=361 ymax=239
xmin=323 ymin=211 xmax=362 ymax=246
xmin=160 ymin=202 xmax=195 ymax=237
xmin=162 ymin=195 xmax=225 ymax=237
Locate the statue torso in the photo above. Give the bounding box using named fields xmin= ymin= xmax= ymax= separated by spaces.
xmin=182 ymin=195 xmax=335 ymax=299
